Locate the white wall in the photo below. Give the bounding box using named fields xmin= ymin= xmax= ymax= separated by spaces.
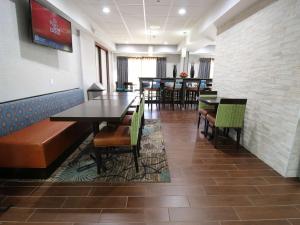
xmin=0 ymin=0 xmax=82 ymax=102
xmin=0 ymin=0 xmax=115 ymax=103
xmin=213 ymin=0 xmax=300 ymax=176
xmin=79 ymin=31 xmax=99 ymax=99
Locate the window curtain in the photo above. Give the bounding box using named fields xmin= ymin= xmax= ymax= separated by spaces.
xmin=117 ymin=57 xmax=128 ymax=88
xmin=156 ymin=57 xmax=167 ymax=78
xmin=198 ymin=58 xmax=211 ymax=79
xmin=128 ymin=57 xmax=157 ymax=89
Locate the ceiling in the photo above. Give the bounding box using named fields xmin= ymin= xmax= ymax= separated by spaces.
xmin=72 ymin=0 xmax=219 ymax=45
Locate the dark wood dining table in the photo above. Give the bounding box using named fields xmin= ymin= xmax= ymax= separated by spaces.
xmin=50 ymin=93 xmax=136 ymax=134
xmin=199 ymin=97 xmax=221 ymax=111
xmin=92 ymin=92 xmax=136 ymax=100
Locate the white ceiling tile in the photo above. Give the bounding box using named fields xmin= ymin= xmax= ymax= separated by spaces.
xmin=119 ymin=5 xmax=144 ymax=15
xmin=115 ymin=0 xmax=143 ymax=5
xmin=70 ymin=0 xmax=221 ymax=45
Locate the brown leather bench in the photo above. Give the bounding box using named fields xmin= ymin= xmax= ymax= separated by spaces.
xmin=0 ymin=119 xmax=91 ymax=178
xmin=0 ymin=89 xmax=92 ymax=178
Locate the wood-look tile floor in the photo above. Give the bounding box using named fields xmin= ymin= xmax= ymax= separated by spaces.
xmin=1 ymin=108 xmax=300 ymax=225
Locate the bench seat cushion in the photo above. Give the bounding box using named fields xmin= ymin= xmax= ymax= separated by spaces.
xmin=0 ymin=119 xmax=90 ymax=168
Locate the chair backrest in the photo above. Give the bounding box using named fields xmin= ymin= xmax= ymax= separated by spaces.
xmin=198 ymin=91 xmax=218 ymax=110
xmin=174 ymin=79 xmax=183 ymax=90
xmin=138 ymin=96 xmax=145 ymax=125
xmin=124 ymin=82 xmax=133 ymax=91
xmin=163 ymin=78 xmax=175 ymax=89
xmin=130 ymin=112 xmax=139 ymax=146
xmin=152 ymin=79 xmax=161 ymax=89
xmin=215 ymin=98 xmax=247 ymax=128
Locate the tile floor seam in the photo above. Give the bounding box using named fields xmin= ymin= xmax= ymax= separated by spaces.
xmin=25 ymin=208 xmax=36 ymax=222
xmin=232 ymin=206 xmax=242 ymax=221
xmin=60 ymin=196 xmax=68 ymax=208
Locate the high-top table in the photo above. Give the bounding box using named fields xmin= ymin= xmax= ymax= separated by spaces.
xmin=50 ymin=94 xmax=136 ymax=134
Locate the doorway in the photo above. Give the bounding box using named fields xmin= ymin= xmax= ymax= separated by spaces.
xmin=96 ymin=44 xmax=110 ymax=92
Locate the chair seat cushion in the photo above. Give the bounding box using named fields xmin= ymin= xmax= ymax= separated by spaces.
xmin=206 ymin=113 xmax=216 ymax=126
xmin=144 ymin=88 xmax=159 ymax=91
xmin=121 ymin=115 xmax=132 ymax=126
xmin=199 ymin=109 xmax=215 ymax=117
xmin=94 ymin=126 xmax=130 ymax=147
xmin=126 ymin=108 xmax=136 ymax=115
xmin=187 ymin=87 xmax=198 ymax=92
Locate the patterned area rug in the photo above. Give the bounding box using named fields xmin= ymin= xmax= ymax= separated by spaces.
xmin=47 ymin=119 xmax=170 ymax=183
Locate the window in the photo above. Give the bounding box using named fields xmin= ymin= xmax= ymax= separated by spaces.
xmin=128 ymin=57 xmax=157 ymax=88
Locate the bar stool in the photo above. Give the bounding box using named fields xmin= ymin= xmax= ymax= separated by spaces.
xmin=185 ymin=81 xmax=200 ymax=109
xmin=143 ymin=79 xmax=161 ymax=111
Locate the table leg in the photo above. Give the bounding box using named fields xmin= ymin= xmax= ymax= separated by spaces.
xmin=76 ymin=122 xmax=100 ymax=172
xmin=93 ymin=122 xmax=100 ymax=135
xmin=0 ymin=205 xmax=11 ymax=212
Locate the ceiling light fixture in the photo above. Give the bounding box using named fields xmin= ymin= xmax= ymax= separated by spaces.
xmin=178 ymin=8 xmax=186 ymax=15
xmin=102 ymin=7 xmax=110 ymax=14
xmin=150 ymin=25 xmax=160 ymax=30
xmin=163 ymin=41 xmax=168 ymax=45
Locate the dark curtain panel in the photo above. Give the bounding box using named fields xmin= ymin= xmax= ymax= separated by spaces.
xmin=117 ymin=57 xmax=128 ymax=88
xmin=198 ymin=58 xmax=211 ymax=79
xmin=156 ymin=57 xmax=167 ymax=78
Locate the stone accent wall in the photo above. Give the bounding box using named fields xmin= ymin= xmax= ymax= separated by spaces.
xmin=213 ymin=0 xmax=300 ymax=176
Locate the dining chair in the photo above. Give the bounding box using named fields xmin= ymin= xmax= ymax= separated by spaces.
xmin=163 ymin=79 xmax=183 ymax=110
xmin=93 ymin=111 xmax=140 ymax=174
xmin=206 ymin=98 xmax=247 ymax=149
xmin=197 ymin=91 xmax=218 ymax=129
xmin=143 ymin=79 xmax=161 ymax=111
xmin=124 ymin=82 xmax=134 ymax=92
xmin=185 ymin=80 xmax=200 ymax=109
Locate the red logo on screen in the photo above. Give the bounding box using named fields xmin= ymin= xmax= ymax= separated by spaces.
xmin=49 ymin=17 xmax=61 ymax=35
xmin=31 ymin=0 xmax=72 ymax=46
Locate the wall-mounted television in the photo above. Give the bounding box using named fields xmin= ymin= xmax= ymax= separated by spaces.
xmin=30 ymin=0 xmax=73 ymax=52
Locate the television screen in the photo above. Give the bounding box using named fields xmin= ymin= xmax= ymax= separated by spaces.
xmin=30 ymin=0 xmax=73 ymax=52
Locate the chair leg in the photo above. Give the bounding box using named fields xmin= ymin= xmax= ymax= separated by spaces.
xmin=158 ymin=91 xmax=161 ymax=110
xmin=213 ymin=127 xmax=218 ymax=148
xmin=133 ymin=146 xmax=139 ymax=172
xmin=0 ymin=205 xmax=11 ymax=212
xmin=204 ymin=119 xmax=209 ymax=137
xmin=197 ymin=113 xmax=201 ymax=129
xmin=95 ymin=150 xmax=102 ymax=174
xmin=236 ymin=128 xmax=241 ymax=150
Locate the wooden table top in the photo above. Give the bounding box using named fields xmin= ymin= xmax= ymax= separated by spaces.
xmin=50 ymin=95 xmax=136 ymax=123
xmin=199 ymin=97 xmax=221 ymax=105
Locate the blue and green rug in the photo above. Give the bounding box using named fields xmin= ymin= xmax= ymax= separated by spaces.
xmin=48 ymin=119 xmax=171 ymax=183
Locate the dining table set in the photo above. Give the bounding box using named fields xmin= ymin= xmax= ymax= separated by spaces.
xmin=197 ymin=93 xmax=247 ymax=149
xmin=50 ymin=92 xmax=138 ymax=172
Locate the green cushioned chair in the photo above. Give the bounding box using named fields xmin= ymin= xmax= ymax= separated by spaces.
xmin=197 ymin=91 xmax=218 ymax=129
xmin=93 ymin=111 xmax=140 ymax=173
xmin=206 ymin=98 xmax=247 ymax=149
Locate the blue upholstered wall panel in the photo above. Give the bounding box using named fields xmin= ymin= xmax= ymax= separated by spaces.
xmin=0 ymin=89 xmax=84 ymax=136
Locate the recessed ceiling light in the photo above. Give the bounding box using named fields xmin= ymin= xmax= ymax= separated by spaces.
xmin=178 ymin=8 xmax=186 ymax=15
xmin=163 ymin=41 xmax=168 ymax=45
xmin=102 ymin=7 xmax=110 ymax=14
xmin=150 ymin=25 xmax=160 ymax=30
